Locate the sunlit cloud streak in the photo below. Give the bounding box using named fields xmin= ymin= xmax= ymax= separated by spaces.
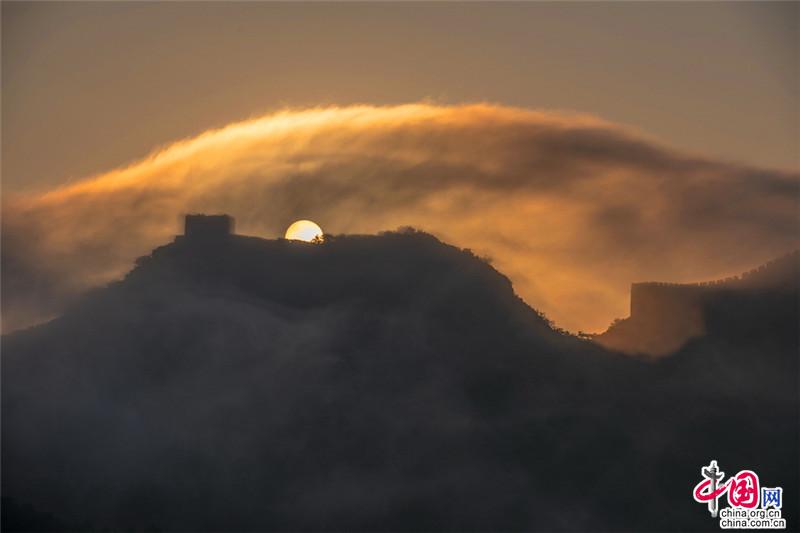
xmin=3 ymin=103 xmax=798 ymax=333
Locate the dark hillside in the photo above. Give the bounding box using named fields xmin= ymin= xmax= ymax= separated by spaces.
xmin=2 ymin=231 xmax=796 ymax=531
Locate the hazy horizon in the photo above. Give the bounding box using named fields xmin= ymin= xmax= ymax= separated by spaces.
xmin=2 ymin=1 xmax=799 ymax=332
xmin=3 ymin=103 xmax=798 ymax=334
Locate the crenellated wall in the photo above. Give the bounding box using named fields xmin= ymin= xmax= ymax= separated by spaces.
xmin=595 ymin=250 xmax=799 ymax=356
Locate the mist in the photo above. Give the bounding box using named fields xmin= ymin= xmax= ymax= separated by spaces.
xmin=3 ymin=103 xmax=798 ymax=332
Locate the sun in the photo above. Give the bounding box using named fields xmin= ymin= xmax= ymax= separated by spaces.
xmin=284 ymin=220 xmax=324 ymax=242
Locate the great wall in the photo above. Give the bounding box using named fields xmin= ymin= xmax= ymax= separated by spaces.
xmin=595 ymin=250 xmax=799 ymax=357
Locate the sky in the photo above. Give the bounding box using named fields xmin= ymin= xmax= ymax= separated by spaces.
xmin=3 ymin=1 xmax=797 ymax=192
xmin=2 ymin=2 xmax=799 ymax=333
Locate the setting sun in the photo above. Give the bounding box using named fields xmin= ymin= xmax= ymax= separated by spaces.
xmin=284 ymin=220 xmax=324 ymax=242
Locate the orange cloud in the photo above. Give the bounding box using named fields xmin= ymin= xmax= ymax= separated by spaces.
xmin=3 ymin=103 xmax=798 ymax=333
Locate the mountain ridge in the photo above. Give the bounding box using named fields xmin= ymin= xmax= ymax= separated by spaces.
xmin=595 ymin=249 xmax=800 ymax=356
xmin=2 ymin=228 xmax=796 ymax=531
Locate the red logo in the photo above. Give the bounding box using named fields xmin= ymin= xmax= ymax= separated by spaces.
xmin=693 ymin=461 xmax=761 ymax=516
xmin=728 ymin=470 xmax=760 ymax=509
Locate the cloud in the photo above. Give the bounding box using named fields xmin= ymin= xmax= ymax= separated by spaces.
xmin=2 ymin=103 xmax=798 ymax=332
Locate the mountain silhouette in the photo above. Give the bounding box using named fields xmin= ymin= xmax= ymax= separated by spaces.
xmin=596 ymin=251 xmax=800 ymax=356
xmin=2 ymin=223 xmax=797 ymax=531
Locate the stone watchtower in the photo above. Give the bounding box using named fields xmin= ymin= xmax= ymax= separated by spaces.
xmin=184 ymin=214 xmax=235 ymax=239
